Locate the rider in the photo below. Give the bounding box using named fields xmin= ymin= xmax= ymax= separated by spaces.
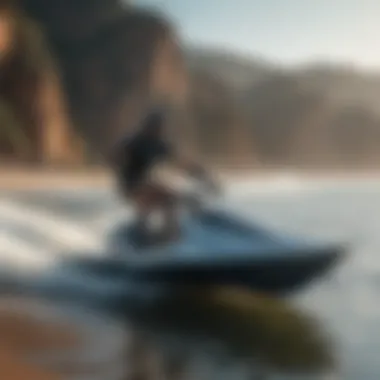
xmin=110 ymin=109 xmax=218 ymax=241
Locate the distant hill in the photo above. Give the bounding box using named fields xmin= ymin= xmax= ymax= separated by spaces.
xmin=185 ymin=46 xmax=380 ymax=114
xmin=183 ymin=46 xmax=275 ymax=90
xmin=183 ymin=46 xmax=380 ymax=167
xmin=295 ymin=64 xmax=380 ymax=116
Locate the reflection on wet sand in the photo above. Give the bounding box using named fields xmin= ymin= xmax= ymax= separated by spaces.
xmin=118 ymin=286 xmax=336 ymax=379
xmin=0 ymin=295 xmax=128 ymax=380
xmin=0 ymin=259 xmax=337 ymax=380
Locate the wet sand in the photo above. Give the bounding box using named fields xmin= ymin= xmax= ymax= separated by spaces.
xmin=0 ymin=294 xmax=128 ymax=380
xmin=0 ymin=297 xmax=77 ymax=380
xmin=0 ymin=275 xmax=335 ymax=380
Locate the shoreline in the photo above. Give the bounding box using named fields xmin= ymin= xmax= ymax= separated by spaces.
xmin=2 ymin=165 xmax=380 ymax=190
xmin=0 ymin=166 xmax=111 ymax=190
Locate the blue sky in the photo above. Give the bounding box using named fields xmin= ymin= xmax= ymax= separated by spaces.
xmin=136 ymin=0 xmax=380 ymax=68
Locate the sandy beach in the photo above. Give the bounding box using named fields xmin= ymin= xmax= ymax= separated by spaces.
xmin=2 ymin=164 xmax=380 ymax=191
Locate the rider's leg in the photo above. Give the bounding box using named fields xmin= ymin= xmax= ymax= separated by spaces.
xmin=153 ymin=184 xmax=180 ymax=239
xmin=132 ymin=186 xmax=156 ymax=233
xmin=128 ymin=181 xmax=180 ymax=241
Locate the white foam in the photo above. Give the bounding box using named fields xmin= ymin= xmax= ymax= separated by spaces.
xmin=0 ymin=200 xmax=102 ymax=251
xmin=0 ymin=232 xmax=54 ymax=272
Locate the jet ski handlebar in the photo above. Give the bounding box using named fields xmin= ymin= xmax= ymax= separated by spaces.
xmin=180 ymin=179 xmax=223 ymax=216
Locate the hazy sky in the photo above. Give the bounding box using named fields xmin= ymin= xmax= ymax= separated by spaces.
xmin=136 ymin=0 xmax=380 ymax=68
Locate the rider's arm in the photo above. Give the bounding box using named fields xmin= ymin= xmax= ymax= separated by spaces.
xmin=178 ymin=156 xmax=209 ymax=180
xmin=165 ymin=143 xmax=204 ymax=177
xmin=168 ymin=146 xmax=216 ymax=186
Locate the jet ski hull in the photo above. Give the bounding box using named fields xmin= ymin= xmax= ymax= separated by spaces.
xmin=85 ymin=208 xmax=346 ymax=295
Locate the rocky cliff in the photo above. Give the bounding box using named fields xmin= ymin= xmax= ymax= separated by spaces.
xmin=1 ymin=0 xmax=189 ymax=163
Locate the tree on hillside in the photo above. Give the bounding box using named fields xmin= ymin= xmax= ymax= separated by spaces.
xmin=188 ymin=69 xmax=254 ymax=164
xmin=244 ymin=74 xmax=325 ymax=164
xmin=0 ymin=2 xmax=58 ymax=162
xmin=328 ymin=105 xmax=380 ymax=165
xmin=0 ymin=100 xmax=33 ymax=159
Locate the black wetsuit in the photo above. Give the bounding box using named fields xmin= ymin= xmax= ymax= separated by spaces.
xmin=116 ymin=133 xmax=173 ymax=193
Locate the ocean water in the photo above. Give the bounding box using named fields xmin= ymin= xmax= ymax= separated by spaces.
xmin=2 ymin=176 xmax=380 ymax=379
xmin=230 ymin=179 xmax=380 ymax=380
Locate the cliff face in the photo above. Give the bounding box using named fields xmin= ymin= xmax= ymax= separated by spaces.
xmin=20 ymin=0 xmax=123 ymax=43
xmin=18 ymin=0 xmax=189 ymax=159
xmin=0 ymin=8 xmax=12 ymax=57
xmin=0 ymin=0 xmax=188 ymax=163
